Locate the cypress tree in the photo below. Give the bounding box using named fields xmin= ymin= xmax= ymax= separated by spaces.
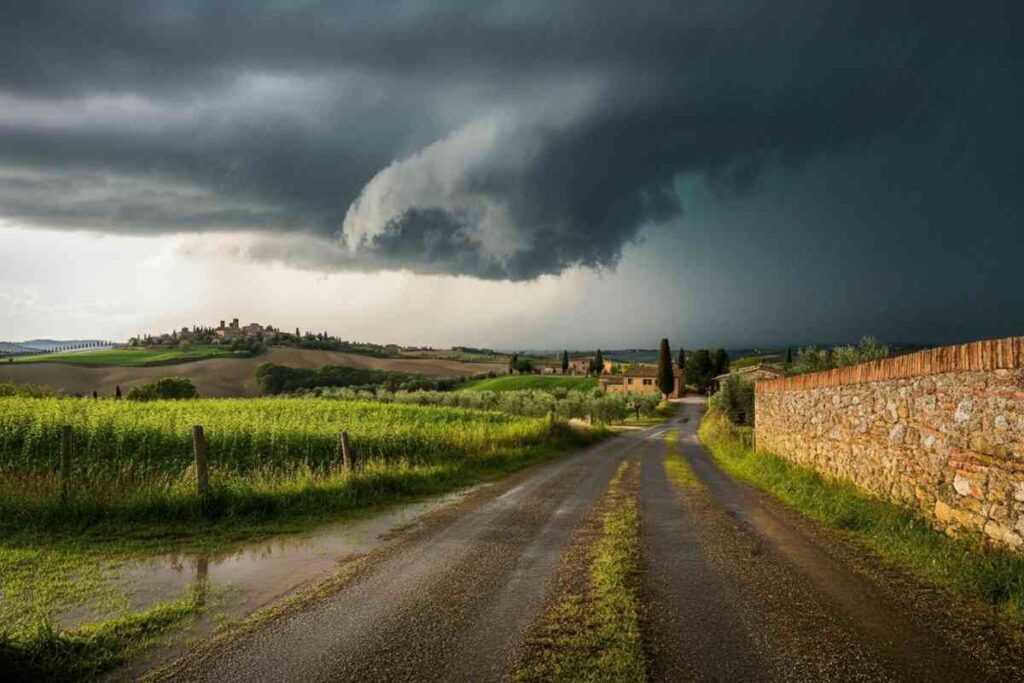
xmin=657 ymin=338 xmax=675 ymax=397
xmin=509 ymin=353 xmax=518 ymax=375
xmin=593 ymin=349 xmax=604 ymax=375
xmin=115 ymin=385 xmax=122 ymax=399
xmin=676 ymin=348 xmax=686 ymax=371
xmin=688 ymin=349 xmax=714 ymax=393
xmin=561 ymin=350 xmax=569 ymax=374
xmin=785 ymin=347 xmax=793 ymax=366
xmin=712 ymin=348 xmax=730 ymax=375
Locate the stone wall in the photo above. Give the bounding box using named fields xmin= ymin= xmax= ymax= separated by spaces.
xmin=755 ymin=337 xmax=1024 ymax=550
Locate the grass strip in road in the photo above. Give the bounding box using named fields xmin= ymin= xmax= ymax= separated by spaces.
xmin=662 ymin=431 xmax=701 ymax=490
xmin=698 ymin=408 xmax=1024 ymax=624
xmin=517 ymin=460 xmax=646 ymax=683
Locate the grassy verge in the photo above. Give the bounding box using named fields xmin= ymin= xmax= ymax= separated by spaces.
xmin=517 ymin=460 xmax=645 ymax=682
xmin=698 ymin=408 xmax=1024 ymax=623
xmin=1 ymin=592 xmax=203 ymax=682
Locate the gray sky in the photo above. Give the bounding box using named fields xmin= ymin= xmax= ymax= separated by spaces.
xmin=1 ymin=1 xmax=1022 ymax=348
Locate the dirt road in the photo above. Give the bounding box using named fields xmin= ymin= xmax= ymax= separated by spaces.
xmin=158 ymin=399 xmax=1024 ymax=681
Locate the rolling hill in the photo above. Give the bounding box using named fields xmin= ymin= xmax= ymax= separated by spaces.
xmin=0 ymin=348 xmax=506 ymax=398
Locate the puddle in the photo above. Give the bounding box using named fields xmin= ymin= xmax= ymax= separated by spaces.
xmin=54 ymin=489 xmax=474 ymax=677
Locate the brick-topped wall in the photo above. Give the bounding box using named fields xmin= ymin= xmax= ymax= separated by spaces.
xmin=755 ymin=336 xmax=1024 ymax=551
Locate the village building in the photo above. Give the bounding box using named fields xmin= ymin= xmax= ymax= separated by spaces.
xmin=599 ymin=366 xmax=685 ymax=398
xmin=567 ymin=357 xmax=616 ymax=375
xmin=711 ymin=362 xmax=785 ymax=391
xmin=212 ymin=318 xmax=275 ymax=343
xmin=567 ymin=358 xmax=591 ymax=375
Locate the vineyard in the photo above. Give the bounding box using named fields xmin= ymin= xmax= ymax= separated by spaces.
xmin=0 ymin=397 xmax=587 ymax=524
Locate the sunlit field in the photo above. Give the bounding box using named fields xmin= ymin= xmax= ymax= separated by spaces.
xmin=0 ymin=397 xmax=589 ymax=525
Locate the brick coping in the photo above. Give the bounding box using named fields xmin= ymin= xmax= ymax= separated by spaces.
xmin=756 ymin=336 xmax=1024 ymax=393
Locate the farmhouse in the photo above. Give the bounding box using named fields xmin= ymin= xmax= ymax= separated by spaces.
xmin=599 ymin=366 xmax=684 ymax=398
xmin=567 ymin=357 xmax=615 ymax=375
xmin=567 ymin=358 xmax=592 ymax=375
xmin=712 ymin=362 xmax=785 ymax=391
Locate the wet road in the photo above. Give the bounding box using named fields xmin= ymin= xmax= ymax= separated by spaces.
xmin=162 ymin=399 xmax=1024 ymax=681
xmin=160 ymin=424 xmax=655 ymax=682
xmin=641 ymin=397 xmax=1024 ymax=682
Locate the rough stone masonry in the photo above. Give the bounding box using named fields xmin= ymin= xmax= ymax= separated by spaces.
xmin=755 ymin=337 xmax=1024 ymax=551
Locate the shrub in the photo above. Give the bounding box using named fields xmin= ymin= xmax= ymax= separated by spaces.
xmin=714 ymin=374 xmax=755 ymax=425
xmin=126 ymin=377 xmax=198 ymax=401
xmin=0 ymin=382 xmax=59 ymax=398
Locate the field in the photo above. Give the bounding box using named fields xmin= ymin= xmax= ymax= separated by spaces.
xmin=12 ymin=345 xmax=237 ymax=367
xmin=0 ymin=396 xmax=597 ymax=677
xmin=0 ymin=396 xmax=579 ymax=524
xmin=461 ymin=375 xmax=597 ymax=392
xmin=0 ymin=347 xmax=508 ymax=398
xmin=729 ymin=354 xmax=781 ymax=370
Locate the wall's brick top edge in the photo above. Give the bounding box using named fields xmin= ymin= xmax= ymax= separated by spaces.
xmin=756 ymin=336 xmax=1024 ymax=393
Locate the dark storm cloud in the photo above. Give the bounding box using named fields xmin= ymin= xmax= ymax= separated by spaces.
xmin=0 ymin=1 xmax=1020 ymax=279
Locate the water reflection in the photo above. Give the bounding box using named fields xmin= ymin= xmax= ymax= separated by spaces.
xmin=61 ymin=489 xmax=467 ymax=631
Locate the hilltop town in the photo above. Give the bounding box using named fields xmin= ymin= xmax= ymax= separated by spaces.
xmin=129 ymin=318 xmax=390 ymax=357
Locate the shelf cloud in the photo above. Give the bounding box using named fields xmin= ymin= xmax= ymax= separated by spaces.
xmin=1 ymin=1 xmax=1020 ymax=279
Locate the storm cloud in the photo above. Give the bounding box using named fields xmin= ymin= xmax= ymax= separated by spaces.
xmin=1 ymin=1 xmax=1020 ymax=279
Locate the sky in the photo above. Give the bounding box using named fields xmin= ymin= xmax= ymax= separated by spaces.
xmin=1 ymin=1 xmax=1022 ymax=349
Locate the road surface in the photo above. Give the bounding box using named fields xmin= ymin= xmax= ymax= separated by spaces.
xmin=160 ymin=398 xmax=1024 ymax=681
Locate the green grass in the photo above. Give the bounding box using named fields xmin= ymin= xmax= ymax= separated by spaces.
xmin=621 ymin=401 xmax=676 ymax=426
xmin=12 ymin=346 xmax=240 ymax=367
xmin=729 ymin=354 xmax=781 ymax=370
xmin=0 ymin=590 xmax=202 ymax=682
xmin=0 ymin=397 xmax=589 ymax=525
xmin=0 ymin=395 xmax=604 ymax=679
xmin=461 ymin=375 xmax=598 ymax=392
xmin=517 ymin=461 xmax=645 ymax=682
xmin=698 ymin=408 xmax=1024 ymax=624
xmin=662 ymin=431 xmax=701 ymax=489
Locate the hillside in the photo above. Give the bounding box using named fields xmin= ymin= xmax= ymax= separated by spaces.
xmin=11 ymin=345 xmax=233 ymax=366
xmin=0 ymin=347 xmax=506 ymax=398
xmin=461 ymin=375 xmax=597 ymax=392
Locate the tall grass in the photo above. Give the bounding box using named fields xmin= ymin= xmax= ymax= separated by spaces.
xmin=699 ymin=408 xmax=1024 ymax=623
xmin=0 ymin=397 xmax=589 ymax=525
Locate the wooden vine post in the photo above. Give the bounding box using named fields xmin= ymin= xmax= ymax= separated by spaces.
xmin=60 ymin=425 xmax=72 ymax=505
xmin=339 ymin=431 xmax=354 ymax=472
xmin=192 ymin=425 xmax=210 ymax=501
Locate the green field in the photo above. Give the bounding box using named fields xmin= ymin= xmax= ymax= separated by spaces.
xmin=0 ymin=396 xmax=597 ymax=678
xmin=11 ymin=345 xmax=239 ymax=367
xmin=0 ymin=396 xmax=577 ymax=523
xmin=461 ymin=375 xmax=598 ymax=392
xmin=729 ymin=354 xmax=781 ymax=370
